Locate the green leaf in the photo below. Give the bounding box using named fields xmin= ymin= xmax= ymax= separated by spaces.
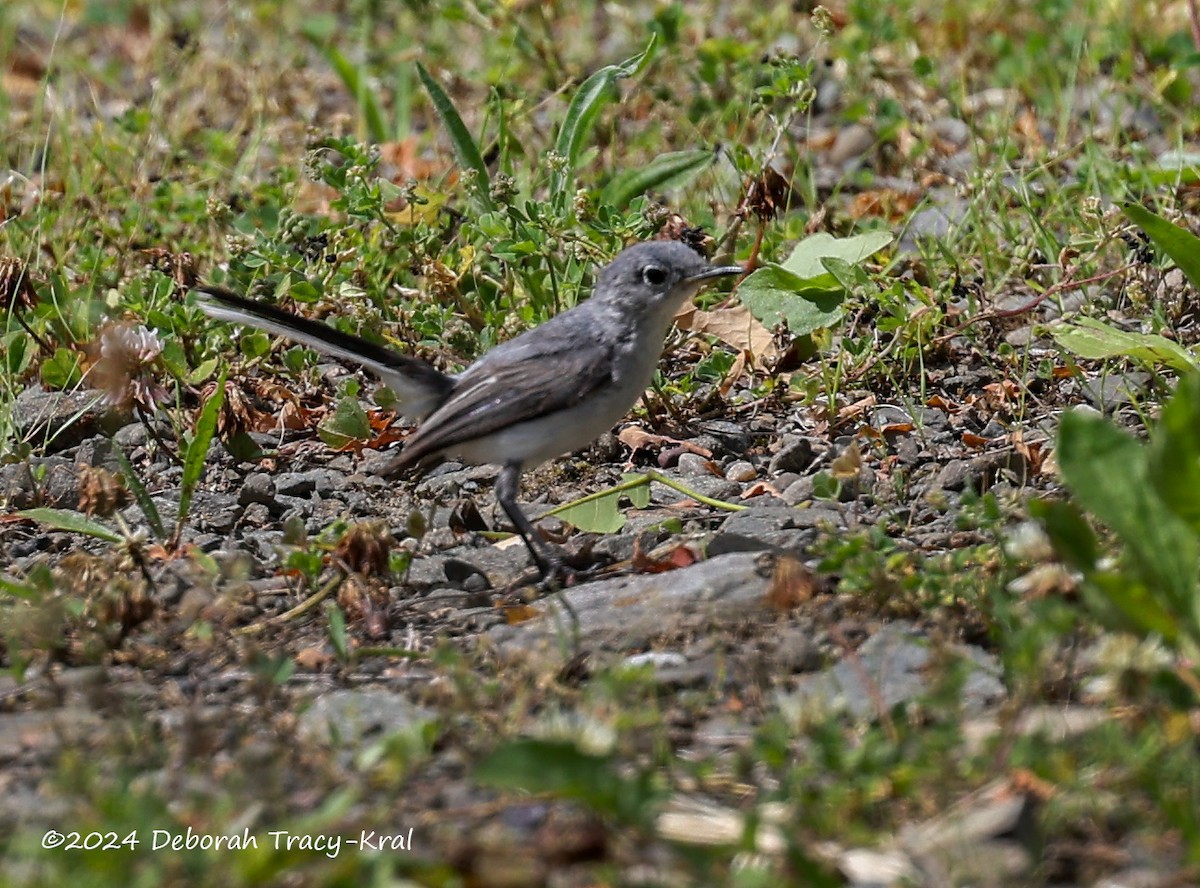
xmin=0 ymin=575 xmax=40 ymax=600
xmin=1147 ymin=373 xmax=1200 ymax=535
xmin=549 ymin=487 xmax=628 ymax=533
xmin=317 ymin=395 xmax=372 ymax=448
xmin=326 ymin=602 xmax=349 ymax=660
xmin=1028 ymin=499 xmax=1098 ymax=573
xmin=1081 ymin=571 xmax=1181 ymax=644
xmin=551 ymin=34 xmax=659 ymax=209
xmin=177 ymin=369 xmax=226 ymax=538
xmin=599 ymin=148 xmax=715 ymax=210
xmin=415 ymin=62 xmax=493 ymax=210
xmin=16 ymin=508 xmax=123 ymax=544
xmin=113 ymin=446 xmax=166 ymax=541
xmin=1057 ymin=408 xmax=1199 ymax=621
xmin=780 ymin=230 xmax=894 ymax=278
xmin=39 ymin=347 xmax=83 ymax=389
xmin=1050 ymin=316 xmax=1198 ymax=372
xmin=738 ymin=231 xmax=893 ymax=336
xmin=1121 ymin=201 xmax=1200 ymax=291
xmin=475 ymin=739 xmax=657 ymax=824
xmin=738 ymin=266 xmax=846 ymax=335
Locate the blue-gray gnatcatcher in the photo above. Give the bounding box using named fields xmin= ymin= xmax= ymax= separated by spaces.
xmin=196 ymin=240 xmax=743 ymax=577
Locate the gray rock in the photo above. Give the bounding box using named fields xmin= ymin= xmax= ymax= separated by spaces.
xmin=275 ymin=468 xmax=345 ymax=497
xmin=675 ymin=452 xmax=713 ymax=477
xmin=489 ymin=551 xmax=776 ymax=656
xmin=782 ymin=477 xmax=815 ymax=506
xmin=777 ymin=622 xmax=1004 ymax=719
xmin=769 ymin=435 xmax=816 ymax=475
xmin=11 ymin=387 xmax=121 ymax=454
xmin=237 ymin=472 xmax=276 ymax=507
xmin=298 ymin=689 xmax=435 ymax=748
xmin=0 ymin=455 xmax=79 ymax=509
xmin=725 ymin=460 xmax=756 ymax=483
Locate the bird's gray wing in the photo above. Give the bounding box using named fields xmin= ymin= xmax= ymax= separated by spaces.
xmin=398 ymin=329 xmax=615 ymax=464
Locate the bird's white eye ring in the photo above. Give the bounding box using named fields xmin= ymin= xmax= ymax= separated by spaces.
xmin=642 ymin=265 xmax=668 ymax=286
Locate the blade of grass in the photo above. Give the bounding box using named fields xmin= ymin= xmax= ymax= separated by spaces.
xmin=600 ymin=148 xmax=716 ymax=210
xmin=1121 ymin=202 xmax=1200 ymax=290
xmin=173 ymin=369 xmax=226 ymax=547
xmin=550 ymin=34 xmax=659 ymax=211
xmin=15 ymin=508 xmax=123 ymax=544
xmin=112 ymin=445 xmax=166 ymax=541
xmin=416 ymin=61 xmax=493 ymax=210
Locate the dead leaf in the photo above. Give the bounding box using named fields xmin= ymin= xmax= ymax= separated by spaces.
xmin=631 ymin=538 xmax=699 ymax=573
xmin=295 ymin=647 xmax=333 ymax=671
xmin=502 ymin=603 xmax=543 ymax=625
xmin=850 ymin=188 xmax=922 ymax=222
xmin=764 ymin=555 xmax=820 ymax=610
xmin=740 ymin=481 xmax=781 ymax=500
xmin=675 ymin=303 xmax=780 ymax=367
xmin=830 ymin=441 xmax=863 ymax=480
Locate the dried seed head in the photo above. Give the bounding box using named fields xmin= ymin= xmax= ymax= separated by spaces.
xmin=335 ymin=520 xmax=393 ymax=576
xmin=0 ymin=256 xmax=38 ymax=312
xmin=77 ymin=465 xmax=130 ymax=517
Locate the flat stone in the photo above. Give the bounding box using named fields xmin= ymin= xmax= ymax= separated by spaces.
xmin=11 ymin=387 xmax=122 ymax=454
xmin=489 ymin=551 xmax=776 ymax=656
xmin=777 ymin=622 xmax=1004 ymax=719
xmin=297 ymin=688 xmax=435 ymax=747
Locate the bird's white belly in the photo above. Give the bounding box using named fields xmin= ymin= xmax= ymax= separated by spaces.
xmin=450 ymin=381 xmax=641 ymax=468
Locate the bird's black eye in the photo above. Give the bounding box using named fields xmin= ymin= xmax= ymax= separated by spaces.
xmin=641 ymin=265 xmax=668 ymax=286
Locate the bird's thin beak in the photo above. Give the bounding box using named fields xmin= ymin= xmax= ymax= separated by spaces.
xmin=685 ymin=264 xmax=745 ymax=283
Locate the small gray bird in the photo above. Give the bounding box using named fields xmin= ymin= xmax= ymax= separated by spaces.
xmin=196 ymin=240 xmax=743 ymax=577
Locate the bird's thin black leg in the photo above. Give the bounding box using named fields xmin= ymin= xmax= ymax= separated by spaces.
xmin=496 ymin=462 xmax=559 ymax=578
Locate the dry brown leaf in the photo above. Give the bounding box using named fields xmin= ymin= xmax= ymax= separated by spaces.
xmin=631 ymin=539 xmax=699 ymax=573
xmin=830 ymin=440 xmax=863 ymax=480
xmin=618 ymin=425 xmax=711 ymax=459
xmin=836 ymin=394 xmax=877 ymax=422
xmin=741 ymin=481 xmax=781 ymax=500
xmin=764 ymin=555 xmax=820 ymax=610
xmin=962 ymin=432 xmax=990 ymax=448
xmin=295 ymin=647 xmax=333 ymax=671
xmin=675 ymin=303 xmax=780 ymax=367
xmin=850 ymin=188 xmax=922 ymax=222
xmin=502 ymin=603 xmax=543 ymax=625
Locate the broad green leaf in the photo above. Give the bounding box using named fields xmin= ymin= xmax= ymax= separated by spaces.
xmin=16 ymin=508 xmax=123 ymax=543
xmin=1081 ymin=571 xmax=1181 ymax=644
xmin=781 ymin=230 xmax=894 ymax=279
xmin=177 ymin=369 xmax=226 ymax=533
xmin=39 ymin=347 xmax=83 ymax=389
xmin=738 ymin=266 xmax=846 ymax=335
xmin=600 ymin=148 xmax=715 ymax=210
xmin=1147 ymin=373 xmax=1200 ymax=535
xmin=1028 ymin=498 xmax=1098 ymax=572
xmin=1121 ymin=201 xmax=1200 ymax=291
xmin=317 ymin=395 xmax=372 ymax=448
xmin=113 ymin=446 xmax=166 ymax=540
xmin=1051 ymin=316 xmax=1198 ymax=372
xmin=737 ymin=231 xmax=893 ymax=336
xmin=623 ymin=473 xmax=652 ymax=508
xmin=549 ymin=488 xmax=627 ymax=533
xmin=1058 ymin=409 xmax=1198 ymax=618
xmin=0 ymin=575 xmax=40 ymax=600
xmin=415 ymin=62 xmax=493 ymax=209
xmin=550 ymin=34 xmax=659 ymax=209
xmin=475 ymin=738 xmax=657 ymax=824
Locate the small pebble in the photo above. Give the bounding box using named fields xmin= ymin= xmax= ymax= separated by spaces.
xmin=725 ymin=461 xmax=756 ymax=483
